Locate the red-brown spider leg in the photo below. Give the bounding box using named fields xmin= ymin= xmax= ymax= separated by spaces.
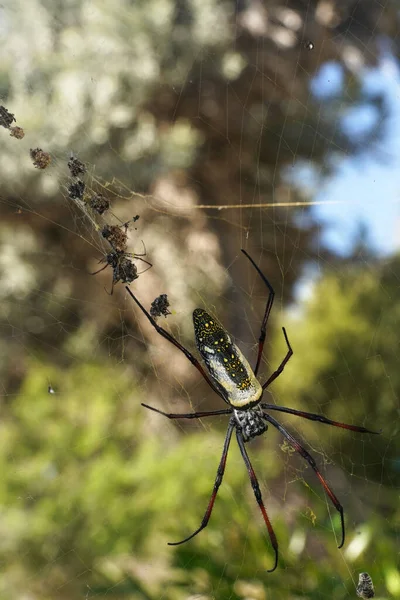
xmin=262 ymin=327 xmax=293 ymax=391
xmin=135 ymin=258 xmax=153 ymax=275
xmin=236 ymin=429 xmax=278 ymax=573
xmin=264 ymin=413 xmax=345 ymax=548
xmin=241 ymin=249 xmax=275 ymax=377
xmin=168 ymin=421 xmax=235 ymax=546
xmin=261 ymin=404 xmax=380 ymax=434
xmin=125 ymin=287 xmax=226 ymax=401
xmin=137 ymin=264 xmax=152 ymax=275
xmin=134 ymin=239 xmax=148 ymax=257
xmin=91 ymin=263 xmax=108 ymax=276
xmin=142 ymin=403 xmax=232 ymax=419
xmin=105 ymin=278 xmax=115 ymax=296
xmin=134 ymin=256 xmax=153 ymax=269
xmin=133 ymin=239 xmax=147 ymax=256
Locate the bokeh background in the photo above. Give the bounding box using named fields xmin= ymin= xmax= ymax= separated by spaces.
xmin=1 ymin=0 xmax=399 ymax=598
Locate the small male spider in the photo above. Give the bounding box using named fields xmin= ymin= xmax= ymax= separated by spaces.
xmin=92 ymin=249 xmax=151 ymax=294
xmin=126 ymin=249 xmax=378 ymax=572
xmin=92 ymin=222 xmax=152 ymax=294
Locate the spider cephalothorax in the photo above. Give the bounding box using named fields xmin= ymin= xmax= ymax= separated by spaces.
xmin=234 ymin=405 xmax=268 ymax=442
xmin=126 ymin=249 xmax=379 ymax=572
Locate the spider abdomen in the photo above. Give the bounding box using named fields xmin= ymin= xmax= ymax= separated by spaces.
xmin=193 ymin=309 xmax=262 ymax=409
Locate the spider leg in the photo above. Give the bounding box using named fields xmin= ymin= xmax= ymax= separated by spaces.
xmin=261 ymin=404 xmax=380 ymax=434
xmin=104 ymin=276 xmax=116 ymax=296
xmin=168 ymin=421 xmax=235 ymax=546
xmin=264 ymin=413 xmax=345 ymax=548
xmin=104 ymin=281 xmax=114 ymax=296
xmin=135 ymin=239 xmax=147 ymax=257
xmin=91 ymin=263 xmax=108 ymax=276
xmin=262 ymin=327 xmax=293 ymax=391
xmin=142 ymin=403 xmax=231 ymax=419
xmin=236 ymin=428 xmax=278 ymax=572
xmin=134 ymin=256 xmax=153 ymax=268
xmin=134 ymin=256 xmax=153 ymax=274
xmin=241 ymin=249 xmax=275 ymax=377
xmin=125 ymin=287 xmax=226 ymax=401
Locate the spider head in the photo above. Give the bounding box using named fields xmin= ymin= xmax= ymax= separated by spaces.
xmin=234 ymin=406 xmax=268 ymax=442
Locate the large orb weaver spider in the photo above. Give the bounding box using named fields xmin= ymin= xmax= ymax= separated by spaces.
xmin=126 ymin=249 xmax=379 ymax=572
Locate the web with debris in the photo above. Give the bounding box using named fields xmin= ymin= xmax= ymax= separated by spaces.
xmin=0 ymin=1 xmax=398 ymax=599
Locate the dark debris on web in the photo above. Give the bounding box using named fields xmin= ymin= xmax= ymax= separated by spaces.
xmin=0 ymin=105 xmax=16 ymax=128
xmin=102 ymin=224 xmax=128 ymax=254
xmin=68 ymin=179 xmax=85 ymax=200
xmin=65 ymin=153 xmax=151 ymax=294
xmin=0 ymin=105 xmax=25 ymax=139
xmin=10 ymin=126 xmax=25 ymax=139
xmin=150 ymin=294 xmax=171 ymax=319
xmin=88 ymin=193 xmax=110 ymax=215
xmin=30 ymin=148 xmax=52 ymax=170
xmin=68 ymin=156 xmax=87 ymax=177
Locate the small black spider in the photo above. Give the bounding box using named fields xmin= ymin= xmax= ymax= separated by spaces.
xmin=93 ymin=218 xmax=151 ymax=294
xmin=126 ymin=249 xmax=379 ymax=572
xmin=92 ymin=245 xmax=151 ymax=295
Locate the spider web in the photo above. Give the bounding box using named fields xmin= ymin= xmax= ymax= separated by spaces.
xmin=0 ymin=1 xmax=398 ymax=599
